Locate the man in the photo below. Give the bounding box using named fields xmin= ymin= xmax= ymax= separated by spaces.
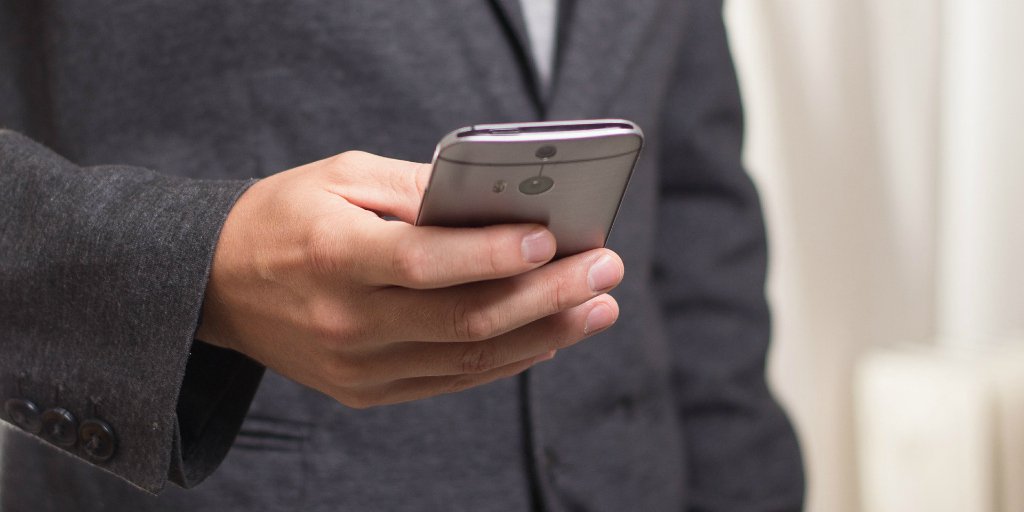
xmin=0 ymin=1 xmax=804 ymax=510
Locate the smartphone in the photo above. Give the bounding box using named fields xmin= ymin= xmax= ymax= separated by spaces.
xmin=415 ymin=119 xmax=644 ymax=258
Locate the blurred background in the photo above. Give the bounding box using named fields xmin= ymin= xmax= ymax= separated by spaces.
xmin=725 ymin=1 xmax=1024 ymax=511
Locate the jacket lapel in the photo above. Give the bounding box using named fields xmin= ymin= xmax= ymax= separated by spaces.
xmin=445 ymin=0 xmax=543 ymax=119
xmin=451 ymin=0 xmax=663 ymax=120
xmin=546 ymin=0 xmax=662 ymax=119
xmin=490 ymin=0 xmax=553 ymax=113
xmin=491 ymin=0 xmax=534 ymax=60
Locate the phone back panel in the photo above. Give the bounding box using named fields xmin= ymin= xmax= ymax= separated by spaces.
xmin=416 ymin=125 xmax=642 ymax=258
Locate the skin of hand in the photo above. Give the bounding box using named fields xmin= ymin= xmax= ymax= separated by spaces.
xmin=196 ymin=151 xmax=623 ymax=409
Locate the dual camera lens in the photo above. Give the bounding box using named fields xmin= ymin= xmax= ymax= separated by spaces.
xmin=492 ymin=145 xmax=558 ymax=195
xmin=519 ymin=146 xmax=556 ymax=194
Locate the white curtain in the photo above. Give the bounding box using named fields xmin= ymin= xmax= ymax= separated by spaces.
xmin=725 ymin=1 xmax=1024 ymax=511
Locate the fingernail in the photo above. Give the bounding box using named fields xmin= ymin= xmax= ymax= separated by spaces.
xmin=587 ymin=255 xmax=621 ymax=292
xmin=584 ymin=303 xmax=616 ymax=334
xmin=521 ymin=229 xmax=556 ymax=263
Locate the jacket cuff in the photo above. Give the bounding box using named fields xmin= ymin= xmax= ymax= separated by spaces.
xmin=0 ymin=129 xmax=259 ymax=493
xmin=169 ymin=340 xmax=265 ymax=488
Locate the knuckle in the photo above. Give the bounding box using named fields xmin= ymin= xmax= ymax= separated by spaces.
xmin=339 ymin=392 xmax=374 ymax=410
xmin=413 ymin=164 xmax=430 ymax=198
xmin=458 ymin=344 xmax=498 ymax=374
xmin=309 ymin=302 xmax=363 ymax=346
xmin=391 ymin=239 xmax=431 ymax=285
xmin=443 ymin=374 xmax=478 ymax=395
xmin=329 ymin=150 xmax=368 ymax=170
xmin=464 ymin=310 xmax=496 ymax=341
xmin=483 ymin=234 xmax=503 ymax=274
xmin=385 ymin=166 xmax=415 ymax=202
xmin=545 ymin=272 xmax=572 ymax=313
xmin=310 ymin=309 xmax=340 ymax=341
xmin=335 ymin=387 xmax=385 ymax=410
xmin=451 ymin=301 xmax=497 ymax=341
xmin=310 ymin=314 xmax=340 ymax=344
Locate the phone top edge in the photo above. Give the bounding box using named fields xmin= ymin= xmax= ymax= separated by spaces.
xmin=451 ymin=128 xmax=641 ymax=146
xmin=435 ymin=147 xmax=641 ymax=167
xmin=467 ymin=118 xmax=639 ymax=132
xmin=434 ymin=119 xmax=644 ymax=156
xmin=461 ymin=119 xmax=638 ymax=137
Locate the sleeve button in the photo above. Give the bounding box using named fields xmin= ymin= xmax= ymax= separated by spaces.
xmin=79 ymin=419 xmax=117 ymax=463
xmin=41 ymin=407 xmax=79 ymax=447
xmin=4 ymin=398 xmax=42 ymax=434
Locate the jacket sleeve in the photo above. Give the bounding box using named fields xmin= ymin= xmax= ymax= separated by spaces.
xmin=0 ymin=129 xmax=265 ymax=494
xmin=653 ymin=3 xmax=805 ymax=511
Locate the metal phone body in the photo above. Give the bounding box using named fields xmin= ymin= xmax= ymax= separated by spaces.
xmin=416 ymin=119 xmax=644 ymax=258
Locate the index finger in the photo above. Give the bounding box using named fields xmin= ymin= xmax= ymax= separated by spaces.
xmin=319 ymin=151 xmax=430 ymax=223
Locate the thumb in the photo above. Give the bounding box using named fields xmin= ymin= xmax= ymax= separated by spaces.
xmin=320 ymin=150 xmax=430 ymax=223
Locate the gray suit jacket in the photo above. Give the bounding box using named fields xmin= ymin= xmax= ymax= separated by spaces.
xmin=0 ymin=1 xmax=804 ymax=510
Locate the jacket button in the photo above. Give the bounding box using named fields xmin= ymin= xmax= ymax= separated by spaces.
xmin=41 ymin=407 xmax=78 ymax=447
xmin=4 ymin=398 xmax=42 ymax=434
xmin=79 ymin=419 xmax=117 ymax=463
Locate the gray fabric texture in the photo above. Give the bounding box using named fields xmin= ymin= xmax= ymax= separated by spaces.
xmin=0 ymin=1 xmax=805 ymax=511
xmin=0 ymin=128 xmax=264 ymax=492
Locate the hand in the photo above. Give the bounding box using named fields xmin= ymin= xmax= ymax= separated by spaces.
xmin=196 ymin=151 xmax=623 ymax=408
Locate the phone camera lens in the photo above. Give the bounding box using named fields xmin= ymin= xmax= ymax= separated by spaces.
xmin=519 ymin=176 xmax=554 ymax=195
xmin=535 ymin=146 xmax=557 ymax=159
